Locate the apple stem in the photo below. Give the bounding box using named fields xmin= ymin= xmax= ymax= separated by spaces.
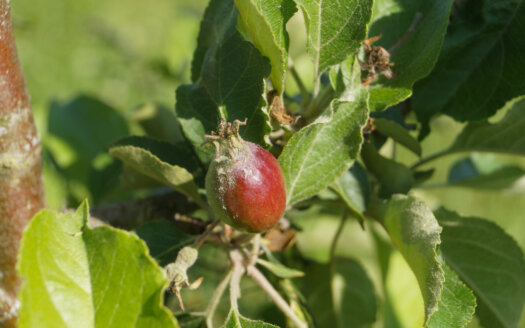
xmin=205 ymin=267 xmax=233 ymax=328
xmin=229 ymin=250 xmax=245 ymax=311
xmin=247 ymin=265 xmax=307 ymax=328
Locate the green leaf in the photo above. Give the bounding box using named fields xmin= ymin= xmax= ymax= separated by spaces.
xmin=373 ymin=118 xmax=421 ymax=156
xmin=330 ymin=162 xmax=370 ymax=224
xmin=361 ymin=141 xmax=414 ymax=198
xmin=449 ymin=96 xmax=525 ymax=155
xmin=367 ymin=0 xmax=455 ymax=111
xmin=130 ymin=104 xmax=186 ymax=144
xmin=279 ymin=91 xmax=369 ymax=205
xmin=46 ymin=96 xmax=131 ymax=203
xmin=48 ymin=96 xmax=130 ymax=161
xmin=435 ymin=208 xmax=525 ymax=328
xmin=329 ymin=56 xmax=360 ymax=101
xmin=191 ymin=0 xmax=238 ymax=82
xmin=413 ymin=0 xmax=525 ymax=134
xmin=18 ymin=201 xmax=178 ymax=328
xmin=134 ymin=220 xmax=194 ymax=266
xmin=175 ymin=85 xmax=219 ymax=163
xmin=448 ymin=158 xmax=525 ymax=190
xmin=304 ymin=258 xmax=377 ymax=328
xmin=109 ymin=136 xmax=205 ymax=207
xmin=428 ymin=261 xmax=477 ymax=328
xmin=177 ymin=0 xmax=272 ymax=163
xmin=235 ymin=0 xmax=296 ymax=93
xmin=256 ymin=259 xmax=304 ymax=278
xmin=370 ymin=194 xmax=444 ymax=324
xmin=295 ymin=0 xmax=373 ymax=77
xmin=221 ymin=309 xmax=278 ymax=327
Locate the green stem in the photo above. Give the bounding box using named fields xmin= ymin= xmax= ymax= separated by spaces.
xmin=410 ymin=149 xmax=453 ymax=170
xmin=205 ymin=268 xmax=233 ymax=328
xmin=303 ymin=84 xmax=334 ymax=121
xmin=218 ymin=105 xmax=227 ymax=121
xmin=289 ymin=66 xmax=310 ymax=107
xmin=330 ymin=210 xmax=348 ymax=262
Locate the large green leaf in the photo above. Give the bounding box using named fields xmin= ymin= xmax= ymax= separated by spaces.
xmin=361 ymin=141 xmax=414 ymax=198
xmin=449 ymin=96 xmax=525 ymax=155
xmin=295 ymin=0 xmax=373 ymax=77
xmin=221 ymin=309 xmax=278 ymax=328
xmin=304 ymin=258 xmax=377 ymax=328
xmin=18 ymin=201 xmax=178 ymax=328
xmin=279 ymin=91 xmax=369 ymax=205
xmin=109 ymin=136 xmax=205 ymax=208
xmin=235 ymin=0 xmax=296 ymax=93
xmin=367 ymin=0 xmax=455 ymax=111
xmin=48 ymin=96 xmax=130 ymax=162
xmin=46 ymin=96 xmax=131 ymax=203
xmin=191 ymin=0 xmax=237 ymax=82
xmin=428 ymin=261 xmax=477 ymax=328
xmin=177 ymin=0 xmax=272 ymax=163
xmin=413 ymin=0 xmax=525 ymax=135
xmin=370 ymin=194 xmax=444 ymax=324
xmin=435 ymin=208 xmax=525 ymax=328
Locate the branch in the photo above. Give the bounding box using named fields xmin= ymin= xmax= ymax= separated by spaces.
xmin=89 ymin=190 xmax=201 ymax=230
xmin=0 ymin=1 xmax=45 ymax=325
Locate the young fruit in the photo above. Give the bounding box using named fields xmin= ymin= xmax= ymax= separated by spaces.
xmin=205 ymin=120 xmax=286 ymax=233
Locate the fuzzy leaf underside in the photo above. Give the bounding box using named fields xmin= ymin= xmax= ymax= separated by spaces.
xmin=279 ymin=91 xmax=369 ymax=206
xmin=296 ymin=0 xmax=373 ymax=76
xmin=372 ymin=194 xmax=444 ymax=325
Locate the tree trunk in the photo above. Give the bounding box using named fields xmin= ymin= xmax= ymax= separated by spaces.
xmin=0 ymin=0 xmax=45 ymax=326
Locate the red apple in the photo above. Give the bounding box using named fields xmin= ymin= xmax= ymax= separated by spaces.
xmin=205 ymin=120 xmax=286 ymax=233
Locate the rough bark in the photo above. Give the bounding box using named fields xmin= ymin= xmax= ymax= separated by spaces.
xmin=0 ymin=0 xmax=45 ymax=326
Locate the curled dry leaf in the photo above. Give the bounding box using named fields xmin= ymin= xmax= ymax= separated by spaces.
xmin=268 ymin=90 xmax=295 ymax=125
xmin=263 ymin=222 xmax=296 ymax=252
xmin=360 ymin=34 xmax=395 ymax=86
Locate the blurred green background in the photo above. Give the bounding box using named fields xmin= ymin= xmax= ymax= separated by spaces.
xmin=11 ymin=0 xmax=525 ymax=327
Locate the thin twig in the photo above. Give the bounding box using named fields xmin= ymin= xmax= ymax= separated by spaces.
xmin=246 ymin=265 xmax=307 ymax=328
xmin=193 ymin=220 xmax=220 ymax=249
xmin=205 ymin=268 xmax=233 ymax=328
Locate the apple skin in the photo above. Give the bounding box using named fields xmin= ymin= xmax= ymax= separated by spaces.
xmin=206 ymin=141 xmax=286 ymax=233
